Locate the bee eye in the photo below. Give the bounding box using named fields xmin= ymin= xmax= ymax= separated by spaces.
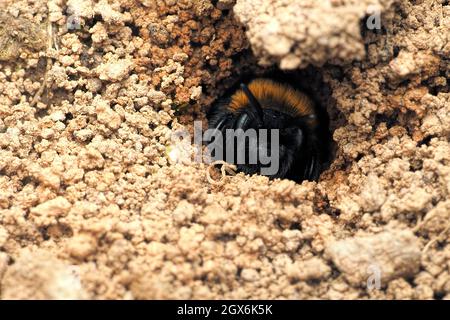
xmin=280 ymin=127 xmax=304 ymax=149
xmin=291 ymin=128 xmax=304 ymax=148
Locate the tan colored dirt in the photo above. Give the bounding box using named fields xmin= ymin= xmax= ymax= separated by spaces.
xmin=0 ymin=0 xmax=449 ymax=299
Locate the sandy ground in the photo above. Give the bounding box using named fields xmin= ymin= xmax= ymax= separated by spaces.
xmin=0 ymin=0 xmax=449 ymax=299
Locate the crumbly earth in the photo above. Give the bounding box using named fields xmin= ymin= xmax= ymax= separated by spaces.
xmin=0 ymin=0 xmax=449 ymax=299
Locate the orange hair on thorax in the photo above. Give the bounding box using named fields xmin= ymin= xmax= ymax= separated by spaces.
xmin=228 ymin=78 xmax=315 ymax=118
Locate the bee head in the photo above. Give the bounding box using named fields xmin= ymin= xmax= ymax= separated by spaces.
xmin=234 ymin=83 xmax=305 ymax=152
xmin=207 ymin=78 xmax=326 ymax=181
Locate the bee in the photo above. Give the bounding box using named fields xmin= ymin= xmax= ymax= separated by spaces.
xmin=206 ymin=77 xmax=330 ymax=182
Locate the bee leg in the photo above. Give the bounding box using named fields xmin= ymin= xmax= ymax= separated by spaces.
xmin=307 ymin=154 xmax=315 ymax=180
xmin=305 ymin=151 xmax=320 ymax=181
xmin=214 ymin=117 xmax=227 ymax=132
xmin=234 ymin=113 xmax=250 ymax=130
xmin=205 ymin=116 xmax=228 ymax=146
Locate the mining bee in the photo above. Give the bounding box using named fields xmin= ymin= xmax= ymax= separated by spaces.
xmin=206 ymin=77 xmax=331 ymax=182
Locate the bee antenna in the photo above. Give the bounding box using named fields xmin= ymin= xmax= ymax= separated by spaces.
xmin=240 ymin=83 xmax=264 ymax=121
